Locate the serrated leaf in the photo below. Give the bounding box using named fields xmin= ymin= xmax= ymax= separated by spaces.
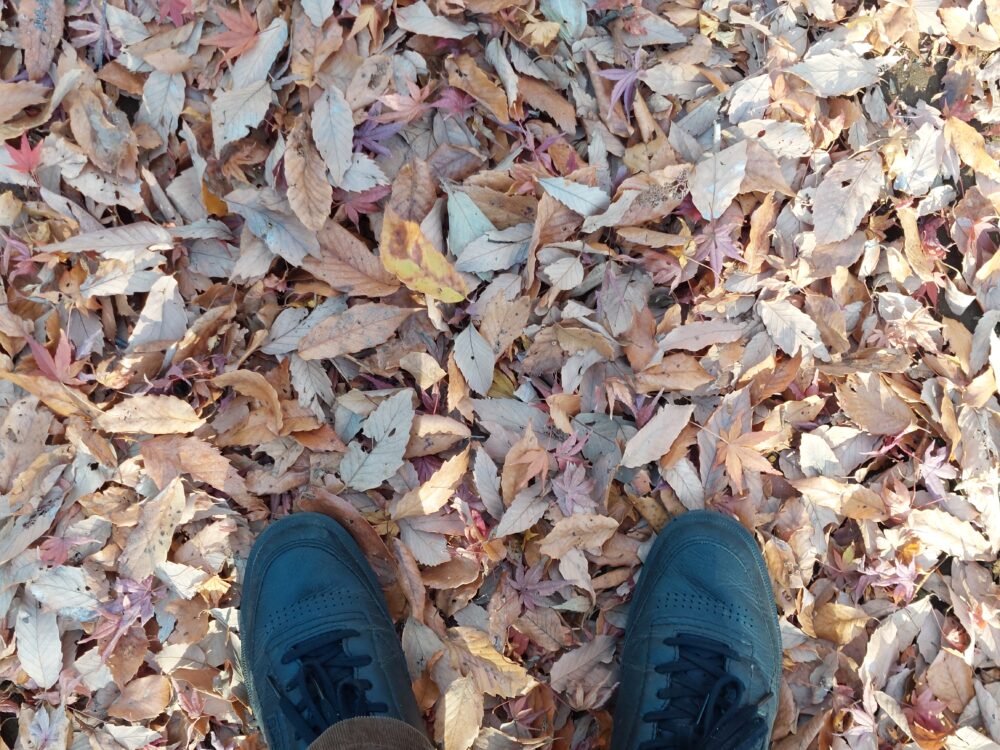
xmin=136 ymin=71 xmax=185 ymax=141
xmin=539 ymin=177 xmax=610 ymax=217
xmin=438 ymin=674 xmax=483 ymax=750
xmin=689 ymin=141 xmax=748 ymax=220
xmin=381 ymin=208 xmax=467 ymax=302
xmin=340 ymin=390 xmax=415 ymax=490
xmin=493 ymin=490 xmax=548 ymax=537
xmin=455 ymin=224 xmax=532 ymax=273
xmin=285 ymin=118 xmax=333 ymax=231
xmin=758 ymin=298 xmax=831 ymax=361
xmin=788 ymin=49 xmax=884 ymax=96
xmin=40 ymin=222 xmax=173 ymax=258
xmin=211 ymin=80 xmax=273 ymax=155
xmin=16 ymin=596 xmax=61 ymax=689
xmin=312 ymin=86 xmax=354 ymax=186
xmin=453 ymin=324 xmax=495 ymax=395
xmin=97 ymin=394 xmax=205 ymax=435
xmin=812 ymin=152 xmax=882 ymax=244
xmin=298 ymin=303 xmax=415 ymax=360
xmin=621 ymin=403 xmax=694 ymax=468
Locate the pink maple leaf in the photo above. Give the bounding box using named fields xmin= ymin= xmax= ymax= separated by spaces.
xmin=693 ymin=212 xmax=745 ymax=278
xmin=5 ymin=135 xmax=43 ymax=175
xmin=158 ymin=0 xmax=192 ymax=27
xmin=552 ymin=463 xmax=597 ymax=515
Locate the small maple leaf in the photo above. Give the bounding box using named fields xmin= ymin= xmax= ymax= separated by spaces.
xmin=597 ymin=52 xmax=645 ymax=121
xmin=158 ymin=0 xmax=193 ymax=26
xmin=693 ymin=211 xmax=745 ymax=278
xmin=552 ymin=463 xmax=596 ymax=515
xmin=714 ymin=422 xmax=781 ymax=492
xmin=204 ymin=1 xmax=259 ymax=60
xmin=905 ymin=688 xmax=948 ymax=733
xmin=333 ymin=185 xmax=391 ymax=227
xmin=26 ymin=334 xmax=86 ymax=385
xmin=5 ymin=135 xmax=43 ymax=175
xmin=378 ymin=80 xmax=435 ymax=124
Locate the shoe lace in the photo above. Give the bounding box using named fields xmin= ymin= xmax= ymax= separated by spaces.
xmin=268 ymin=629 xmax=388 ymax=740
xmin=639 ymin=633 xmax=770 ymax=750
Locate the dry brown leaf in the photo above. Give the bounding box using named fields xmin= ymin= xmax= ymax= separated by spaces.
xmin=97 ymin=395 xmax=206 ymax=435
xmin=19 ymin=0 xmax=64 ymax=80
xmin=836 ymin=373 xmax=913 ymax=436
xmin=140 ymin=435 xmax=242 ymax=494
xmin=298 ymin=303 xmax=416 ymax=360
xmin=212 ymin=370 xmax=283 ymax=432
xmin=539 ymin=515 xmax=619 ymax=559
xmin=302 ymin=222 xmax=400 ymax=297
xmin=285 ymin=117 xmax=333 ymax=231
xmin=927 ymin=650 xmax=974 ymax=714
xmin=108 ymin=675 xmax=172 ymax=721
xmin=812 ymin=601 xmax=871 ymax=645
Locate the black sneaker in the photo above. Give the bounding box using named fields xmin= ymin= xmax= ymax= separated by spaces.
xmin=612 ymin=510 xmax=782 ymax=750
xmin=239 ymin=512 xmax=425 ymax=748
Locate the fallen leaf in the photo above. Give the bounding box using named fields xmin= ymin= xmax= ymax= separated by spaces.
xmin=97 ymin=395 xmax=206 ymax=435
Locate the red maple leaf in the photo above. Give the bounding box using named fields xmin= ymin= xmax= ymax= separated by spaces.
xmin=5 ymin=135 xmax=43 ymax=175
xmin=158 ymin=0 xmax=193 ymax=27
xmin=204 ymin=2 xmax=260 ymax=64
xmin=26 ymin=333 xmax=86 ymax=385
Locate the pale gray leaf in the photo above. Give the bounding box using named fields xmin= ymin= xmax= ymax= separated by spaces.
xmin=28 ymin=566 xmax=100 ymax=621
xmin=339 ymin=152 xmax=389 ymax=192
xmin=312 ymin=87 xmax=354 ymax=185
xmin=225 ymin=187 xmax=320 ymax=265
xmin=539 ymin=177 xmax=609 ymax=217
xmin=128 ymin=275 xmax=187 ymax=350
xmin=493 ymin=490 xmax=548 ymax=538
xmin=211 ymin=80 xmax=273 ymax=155
xmin=136 ymin=71 xmax=184 ymax=141
xmin=40 ymin=223 xmax=172 ymax=259
xmin=395 ymin=0 xmax=478 ymax=38
xmin=301 ymin=0 xmax=335 ymax=25
xmin=340 ymin=390 xmax=415 ymax=491
xmin=539 ymin=0 xmax=586 ymax=39
xmin=231 ymin=18 xmax=288 ymax=88
xmin=689 ymin=141 xmax=748 ymax=220
xmin=789 ymin=49 xmax=884 ymax=97
xmin=758 ymin=298 xmax=831 ymax=361
xmin=447 ymin=189 xmax=496 ymax=255
xmin=454 ymin=325 xmax=495 ymax=396
xmin=813 ymin=152 xmax=882 ymax=244
xmin=16 ymin=597 xmax=61 ymax=689
xmin=455 ymin=224 xmax=532 ymax=273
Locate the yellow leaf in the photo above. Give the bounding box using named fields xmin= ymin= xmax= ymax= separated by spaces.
xmin=945 ymin=117 xmax=1000 ymax=179
xmin=813 ymin=601 xmax=870 ymax=645
xmin=380 ymin=208 xmax=467 ymax=303
xmin=0 ymin=372 xmax=101 ymax=419
xmin=437 ymin=674 xmax=483 ymax=750
xmin=446 ymin=626 xmax=536 ymax=698
xmin=393 ymin=448 xmax=469 ymax=520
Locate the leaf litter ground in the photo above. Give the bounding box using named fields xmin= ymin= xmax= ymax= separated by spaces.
xmin=2 ymin=0 xmax=1000 ymax=748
